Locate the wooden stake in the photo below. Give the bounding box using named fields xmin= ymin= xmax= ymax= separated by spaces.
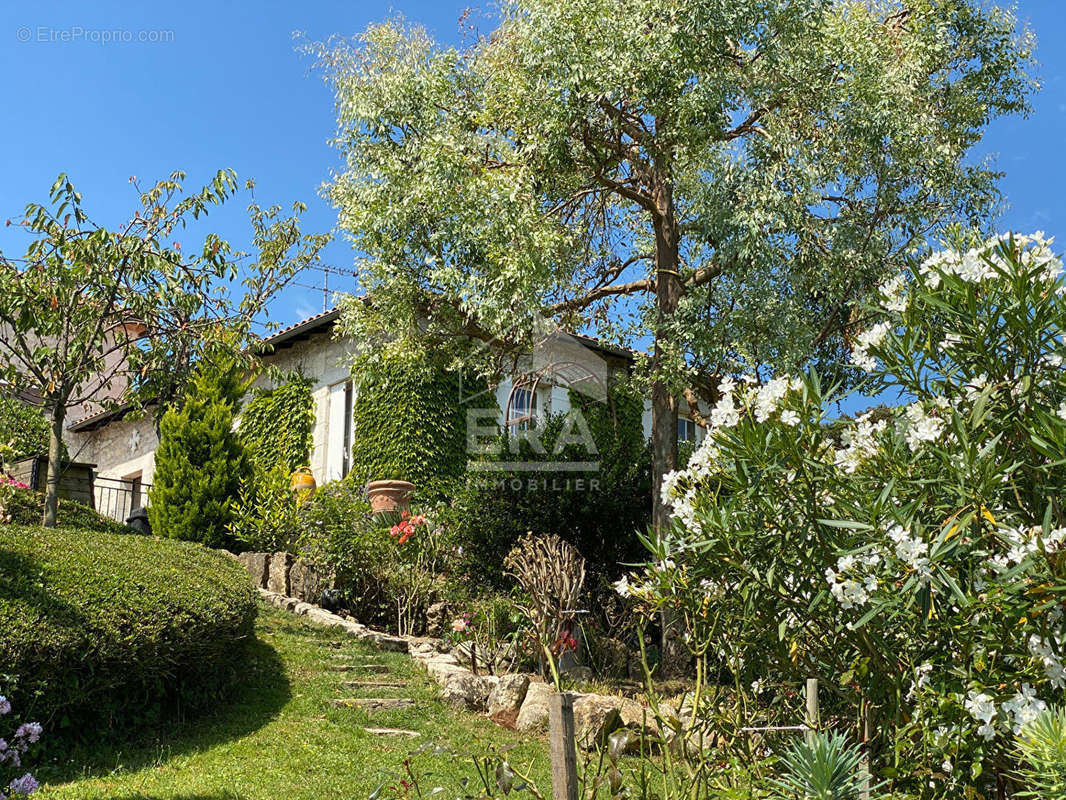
xmin=805 ymin=678 xmax=820 ymax=743
xmin=860 ymin=706 xmax=872 ymax=800
xmin=549 ymin=692 xmax=578 ymax=800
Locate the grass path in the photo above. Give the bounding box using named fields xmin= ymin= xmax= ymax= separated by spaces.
xmin=38 ymin=603 xmax=551 ymax=800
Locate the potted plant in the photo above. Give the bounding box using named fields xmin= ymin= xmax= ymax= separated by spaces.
xmin=366 ymin=474 xmax=415 ymax=513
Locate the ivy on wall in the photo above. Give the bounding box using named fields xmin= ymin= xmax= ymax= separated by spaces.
xmin=238 ymin=377 xmax=315 ymax=473
xmin=348 ymin=357 xmax=491 ymax=489
xmin=569 ymin=376 xmax=647 ymax=478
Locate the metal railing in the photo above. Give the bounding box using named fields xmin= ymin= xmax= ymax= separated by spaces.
xmin=93 ymin=476 xmax=151 ymax=523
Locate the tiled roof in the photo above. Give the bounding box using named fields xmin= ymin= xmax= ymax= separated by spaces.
xmin=69 ymin=307 xmax=638 ymax=432
xmin=255 ymin=307 xmax=341 ymax=350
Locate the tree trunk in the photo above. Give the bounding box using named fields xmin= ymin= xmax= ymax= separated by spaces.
xmin=650 ymin=178 xmax=689 ymax=677
xmin=650 ymin=185 xmax=681 ymax=532
xmin=42 ymin=403 xmax=66 ymax=528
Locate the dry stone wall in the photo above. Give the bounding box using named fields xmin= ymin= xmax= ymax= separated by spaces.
xmin=248 ymin=554 xmax=656 ymax=751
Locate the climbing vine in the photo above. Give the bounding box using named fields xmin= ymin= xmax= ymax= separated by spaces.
xmin=349 ymin=356 xmax=491 ymax=490
xmin=238 ymin=376 xmax=315 ymax=473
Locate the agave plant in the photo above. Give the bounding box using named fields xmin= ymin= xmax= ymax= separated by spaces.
xmin=1015 ymin=706 xmax=1066 ymax=799
xmin=769 ymin=732 xmax=871 ymax=800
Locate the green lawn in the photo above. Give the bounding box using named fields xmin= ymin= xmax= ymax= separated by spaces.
xmin=37 ymin=603 xmax=552 ymax=800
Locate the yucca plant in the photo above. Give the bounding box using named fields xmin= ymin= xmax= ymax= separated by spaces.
xmin=769 ymin=732 xmax=872 ymax=800
xmin=1016 ymin=706 xmax=1066 ymax=799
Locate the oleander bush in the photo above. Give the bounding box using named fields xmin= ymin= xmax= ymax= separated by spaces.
xmin=624 ymin=233 xmax=1066 ymax=796
xmin=0 ymin=524 xmax=256 ymax=744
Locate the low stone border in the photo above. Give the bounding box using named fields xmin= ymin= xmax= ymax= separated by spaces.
xmin=258 ymin=587 xmax=658 ymax=750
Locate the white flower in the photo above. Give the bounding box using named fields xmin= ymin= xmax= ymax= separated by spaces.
xmin=851 ymin=322 xmax=891 ymax=373
xmin=834 ymin=412 xmax=886 ymax=473
xmin=753 ymin=376 xmax=791 ymax=422
xmin=904 ymin=403 xmax=944 ymax=451
xmin=964 ymin=374 xmax=988 ymax=403
xmin=613 ymin=575 xmax=632 ymax=597
xmin=965 ymin=691 xmax=996 ymax=725
xmin=1029 ymin=634 xmax=1066 ymax=689
xmin=780 ymin=409 xmax=800 ymax=426
xmin=878 ymin=274 xmax=908 ymax=312
xmin=1003 ymin=684 xmax=1047 ymax=734
xmin=940 ymin=333 xmax=962 ymax=350
xmin=1058 ymin=401 xmax=1066 ymax=422
xmin=916 ymin=662 xmax=933 ymax=689
xmin=888 ymin=525 xmax=931 ymax=581
xmin=709 ymin=394 xmax=740 ymax=429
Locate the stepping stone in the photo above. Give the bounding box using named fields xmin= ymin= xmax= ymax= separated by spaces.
xmin=330 ymin=697 xmax=416 ymax=711
xmin=364 ymin=727 xmax=420 ymax=738
xmin=342 ymin=681 xmax=408 ymax=689
xmin=328 ymin=664 xmax=389 ymax=673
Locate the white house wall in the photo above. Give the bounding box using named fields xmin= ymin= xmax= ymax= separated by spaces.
xmin=64 ymin=322 xmax=714 ymax=502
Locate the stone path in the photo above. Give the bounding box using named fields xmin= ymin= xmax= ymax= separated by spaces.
xmin=330 ymin=698 xmax=416 ymax=711
xmin=259 ymin=587 xmax=660 ymax=751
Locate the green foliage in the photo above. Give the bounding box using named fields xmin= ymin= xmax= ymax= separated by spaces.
xmin=239 ymin=377 xmax=315 ymax=473
xmin=293 ymin=481 xmax=389 ymax=618
xmin=0 ymin=524 xmax=257 ymax=744
xmin=441 ymin=381 xmax=650 ymax=586
xmin=309 ymin=0 xmax=1036 ymax=521
xmin=228 ymin=464 xmax=301 ymax=553
xmin=636 ymin=234 xmax=1066 ymax=794
xmin=0 ymin=170 xmax=327 ymax=526
xmin=229 ymin=376 xmax=316 ymax=552
xmin=0 ymin=395 xmax=55 ymax=461
xmin=294 ymin=481 xmax=469 ymax=634
xmin=148 ymin=364 xmax=253 ymax=550
xmin=349 ymin=357 xmax=487 ymax=488
xmin=4 ymin=488 xmax=130 ymax=534
xmin=1015 ymin=707 xmax=1066 ymax=800
xmin=769 ymin=733 xmax=870 ymax=800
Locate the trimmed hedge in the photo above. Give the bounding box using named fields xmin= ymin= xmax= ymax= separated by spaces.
xmin=0 ymin=524 xmax=257 ymax=742
xmin=5 ymin=488 xmax=131 ymax=534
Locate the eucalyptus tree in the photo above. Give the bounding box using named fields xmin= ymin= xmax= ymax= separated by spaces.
xmin=0 ymin=172 xmax=328 ymax=527
xmin=309 ymin=0 xmax=1035 ymax=528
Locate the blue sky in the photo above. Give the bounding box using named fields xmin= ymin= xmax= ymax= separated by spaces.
xmin=0 ymin=0 xmax=1063 ymax=337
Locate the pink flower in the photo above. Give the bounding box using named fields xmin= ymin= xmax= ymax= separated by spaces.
xmin=450 ymin=617 xmax=469 ymax=633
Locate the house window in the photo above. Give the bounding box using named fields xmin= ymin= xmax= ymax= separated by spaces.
xmin=677 ymin=417 xmax=697 ymax=443
xmin=341 ymin=380 xmax=354 ymax=477
xmin=509 ymin=386 xmax=537 ymax=432
xmin=326 ymin=380 xmax=355 ymax=482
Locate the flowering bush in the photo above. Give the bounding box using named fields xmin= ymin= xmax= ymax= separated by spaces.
xmin=622 ymin=233 xmax=1066 ymax=795
xmin=389 ymin=509 xmax=426 ymax=546
xmin=0 ymin=694 xmax=41 ymax=798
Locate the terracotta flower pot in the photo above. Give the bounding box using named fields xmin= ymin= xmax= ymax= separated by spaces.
xmin=366 ymin=479 xmax=415 ymax=513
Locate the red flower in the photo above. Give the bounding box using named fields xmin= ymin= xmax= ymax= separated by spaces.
xmin=551 ymin=633 xmax=578 ymax=654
